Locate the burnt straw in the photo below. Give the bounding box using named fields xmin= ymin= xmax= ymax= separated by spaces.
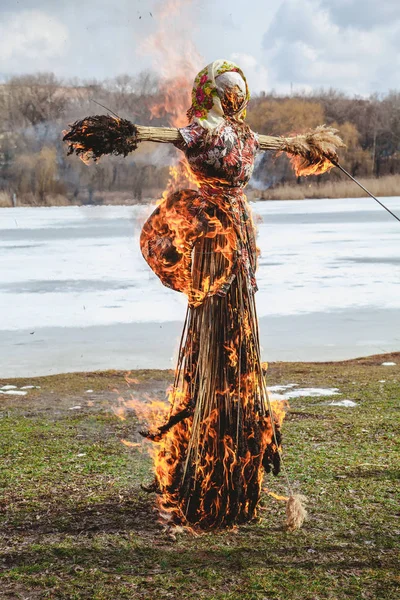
xmin=63 ymin=115 xmax=138 ymax=161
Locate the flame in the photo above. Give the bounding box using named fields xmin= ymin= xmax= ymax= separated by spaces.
xmin=290 ymin=154 xmax=334 ymax=177
xmin=264 ymin=489 xmax=289 ymax=502
xmin=62 ymin=128 xmax=92 ymax=165
xmin=149 ymin=391 xmax=288 ymax=528
xmin=121 ymin=439 xmax=141 ymax=448
xmin=284 ymin=126 xmax=342 ymax=177
xmin=114 ymin=338 xmax=289 ymax=530
xmin=137 ymin=182 xmax=290 ymax=528
xmin=140 ymin=185 xmax=242 ymax=307
xmin=220 ymin=85 xmax=246 ymax=118
xmin=160 ymin=157 xmax=200 ymax=201
xmin=125 ymin=373 xmax=140 ymax=385
xmin=112 ymin=392 xmax=169 ymax=430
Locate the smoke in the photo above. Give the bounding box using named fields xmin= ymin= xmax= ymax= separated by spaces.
xmin=139 ymin=0 xmax=203 ymax=127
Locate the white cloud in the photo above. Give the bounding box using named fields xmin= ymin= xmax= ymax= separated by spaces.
xmin=321 ymin=0 xmax=400 ymax=30
xmin=0 ymin=10 xmax=69 ymax=71
xmin=230 ymin=52 xmax=268 ymax=94
xmin=0 ymin=0 xmax=399 ymax=95
xmin=262 ymin=0 xmax=400 ymax=94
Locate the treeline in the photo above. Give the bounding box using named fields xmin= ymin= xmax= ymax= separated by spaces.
xmin=0 ymin=72 xmax=399 ymax=206
xmin=248 ymin=89 xmax=400 ymax=191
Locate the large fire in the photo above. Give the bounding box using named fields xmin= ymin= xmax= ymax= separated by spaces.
xmin=114 ymin=4 xmax=290 ymax=524
xmin=114 ymin=370 xmax=287 ymax=528
xmin=122 ymin=162 xmax=289 ymax=528
xmin=61 ymin=0 xmax=327 ymax=531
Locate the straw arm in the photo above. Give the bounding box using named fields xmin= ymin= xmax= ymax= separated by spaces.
xmin=133 ymin=125 xmax=286 ymax=152
xmin=134 ymin=125 xmax=182 ymax=144
xmin=133 ymin=126 xmax=345 ymax=158
xmin=258 ymin=134 xmax=285 ymax=152
xmin=63 ymin=116 xmax=342 ymax=162
xmin=133 ymin=125 xmax=399 ymax=223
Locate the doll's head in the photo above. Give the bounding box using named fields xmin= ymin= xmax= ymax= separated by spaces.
xmin=187 ymin=59 xmax=250 ymax=130
xmin=215 ymin=71 xmax=247 ymax=117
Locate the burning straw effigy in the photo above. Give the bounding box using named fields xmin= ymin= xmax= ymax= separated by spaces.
xmin=63 ymin=59 xmax=344 ymax=530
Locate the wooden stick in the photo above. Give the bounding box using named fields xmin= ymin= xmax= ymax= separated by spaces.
xmin=134 ymin=125 xmax=285 ymax=152
xmin=135 ymin=125 xmax=182 ymax=144
xmin=259 ymin=134 xmax=284 ymax=152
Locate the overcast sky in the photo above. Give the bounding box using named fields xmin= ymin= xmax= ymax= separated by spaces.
xmin=1 ymin=0 xmax=400 ymax=95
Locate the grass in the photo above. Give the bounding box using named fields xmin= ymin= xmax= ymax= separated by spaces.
xmin=0 ymin=354 xmax=399 ymax=599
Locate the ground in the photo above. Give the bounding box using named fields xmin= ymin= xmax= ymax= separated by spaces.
xmin=0 ymin=354 xmax=399 ymax=600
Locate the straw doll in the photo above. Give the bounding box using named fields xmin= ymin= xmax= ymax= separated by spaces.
xmin=64 ymin=59 xmax=344 ymax=529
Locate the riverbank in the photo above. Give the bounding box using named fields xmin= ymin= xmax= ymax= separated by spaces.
xmin=1 ymin=174 xmax=400 ymax=207
xmin=1 ymin=354 xmax=398 ymax=599
xmin=2 ymin=308 xmax=400 ymax=378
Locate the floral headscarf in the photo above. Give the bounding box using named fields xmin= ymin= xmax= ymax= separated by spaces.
xmin=187 ymin=59 xmax=250 ymax=131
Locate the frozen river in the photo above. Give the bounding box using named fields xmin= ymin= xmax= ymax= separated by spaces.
xmin=1 ymin=198 xmax=399 ymax=377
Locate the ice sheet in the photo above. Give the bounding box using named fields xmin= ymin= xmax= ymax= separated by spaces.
xmin=1 ymin=199 xmax=399 ymax=331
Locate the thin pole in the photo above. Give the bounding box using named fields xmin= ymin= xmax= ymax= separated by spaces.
xmin=91 ymin=99 xmax=122 ymax=119
xmin=331 ymin=160 xmax=400 ymax=224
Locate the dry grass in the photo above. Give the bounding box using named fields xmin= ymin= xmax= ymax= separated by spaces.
xmin=43 ymin=194 xmax=75 ymax=206
xmin=14 ymin=193 xmax=73 ymax=207
xmin=0 ymin=190 xmax=160 ymax=207
xmin=0 ymin=192 xmax=12 ymax=207
xmin=250 ymin=174 xmax=400 ymax=201
xmin=2 ymin=174 xmax=399 ymax=207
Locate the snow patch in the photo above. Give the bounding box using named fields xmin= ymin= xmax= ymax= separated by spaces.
xmin=381 ymin=362 xmax=396 ymax=366
xmin=285 ymin=387 xmax=340 ymax=398
xmin=68 ymin=405 xmax=81 ymax=410
xmin=267 ymin=386 xmax=340 ymax=400
xmin=268 ymin=393 xmax=287 ymax=401
xmin=0 ymin=390 xmax=27 ymax=396
xmin=20 ymin=385 xmax=41 ymax=390
xmin=267 ymin=384 xmax=298 ymax=392
xmin=85 ymin=389 xmax=93 ymax=393
xmin=328 ymin=399 xmax=358 ymax=407
xmin=1 ymin=385 xmax=17 ymax=390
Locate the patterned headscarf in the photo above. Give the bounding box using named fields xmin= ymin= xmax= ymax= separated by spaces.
xmin=187 ymin=59 xmax=250 ymax=131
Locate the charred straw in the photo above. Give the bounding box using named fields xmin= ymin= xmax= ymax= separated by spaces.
xmin=63 ymin=115 xmax=138 ymax=161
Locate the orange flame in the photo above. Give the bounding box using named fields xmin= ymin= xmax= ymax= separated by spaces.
xmin=140 ymin=187 xmax=242 ymax=307
xmin=141 ymin=0 xmax=202 ymax=128
xmin=290 ymin=154 xmax=334 ymax=177
xmin=114 ymin=367 xmax=289 ymax=528
xmin=62 ymin=128 xmax=92 ymax=165
xmin=121 ymin=439 xmax=141 ymax=448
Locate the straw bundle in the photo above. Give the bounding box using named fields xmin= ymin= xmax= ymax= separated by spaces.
xmin=63 ymin=115 xmax=138 ymax=161
xmin=272 ymin=125 xmax=346 ymax=176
